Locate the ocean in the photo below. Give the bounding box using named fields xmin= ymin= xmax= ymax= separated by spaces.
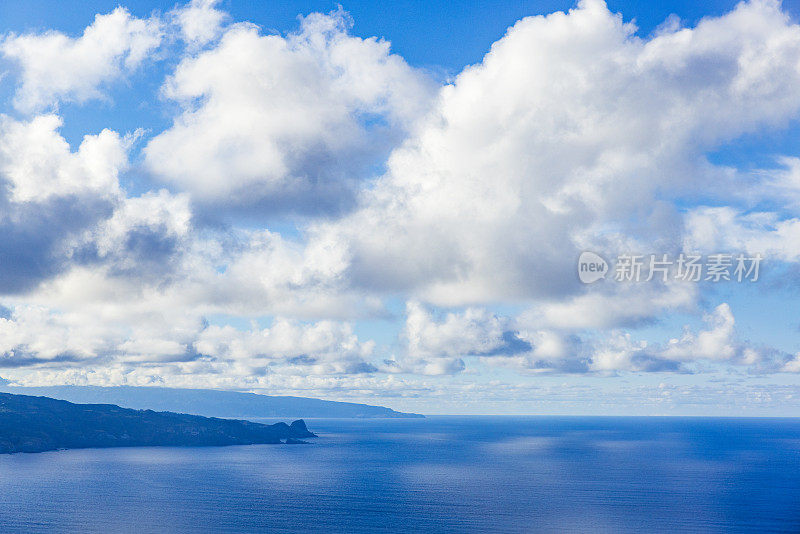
xmin=0 ymin=416 xmax=799 ymax=533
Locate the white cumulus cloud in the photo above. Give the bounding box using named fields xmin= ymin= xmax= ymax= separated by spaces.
xmin=145 ymin=8 xmax=435 ymax=215
xmin=1 ymin=7 xmax=162 ymax=113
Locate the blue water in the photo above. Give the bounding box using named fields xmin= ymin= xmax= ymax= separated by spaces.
xmin=1 ymin=416 xmax=799 ymax=533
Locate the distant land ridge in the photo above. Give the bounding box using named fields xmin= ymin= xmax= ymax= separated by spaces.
xmin=0 ymin=392 xmax=317 ymax=454
xmin=0 ymin=384 xmax=424 ymax=419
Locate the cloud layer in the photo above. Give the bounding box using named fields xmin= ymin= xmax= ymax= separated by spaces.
xmin=1 ymin=7 xmax=162 ymax=113
xmin=145 ymin=8 xmax=435 ymax=216
xmin=0 ymin=0 xmax=799 ymax=410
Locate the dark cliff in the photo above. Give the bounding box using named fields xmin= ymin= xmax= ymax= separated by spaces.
xmin=0 ymin=392 xmax=316 ymax=454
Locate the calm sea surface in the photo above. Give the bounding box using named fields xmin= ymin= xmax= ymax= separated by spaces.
xmin=1 ymin=416 xmax=799 ymax=533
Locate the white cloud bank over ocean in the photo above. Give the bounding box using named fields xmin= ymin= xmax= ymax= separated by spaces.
xmin=0 ymin=0 xmax=800 ymax=413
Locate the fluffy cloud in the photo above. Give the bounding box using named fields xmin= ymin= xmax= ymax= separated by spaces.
xmin=309 ymin=0 xmax=800 ymax=307
xmin=195 ymin=320 xmax=376 ymax=375
xmin=684 ymin=206 xmax=800 ymax=261
xmin=1 ymin=0 xmax=800 ymax=399
xmin=0 ymin=115 xmax=123 ymax=202
xmin=0 ymin=112 xmax=197 ymax=297
xmin=0 ymin=115 xmax=126 ymax=293
xmin=1 ymin=7 xmax=162 ymax=113
xmin=782 ymin=353 xmax=800 ymax=372
xmin=587 ymin=332 xmax=681 ymax=373
xmin=394 ymin=301 xmax=793 ymax=376
xmin=589 ymin=304 xmax=783 ymax=373
xmin=0 ymin=305 xmax=110 ymax=366
xmin=0 ymin=286 xmax=204 ymax=369
xmin=190 ymin=228 xmax=377 ymax=319
xmin=0 ymin=300 xmax=377 ymax=378
xmin=174 ymin=0 xmax=227 ymax=47
xmin=524 ymin=280 xmax=698 ymax=330
xmin=660 ymin=304 xmax=744 ymax=363
xmin=76 ymin=189 xmax=194 ymax=280
xmin=145 ymin=9 xmax=435 ymax=216
xmin=397 ymin=302 xmax=531 ymax=374
xmin=0 ymin=112 xmax=198 ymax=300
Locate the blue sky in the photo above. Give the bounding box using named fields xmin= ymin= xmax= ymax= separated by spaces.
xmin=0 ymin=0 xmax=799 ymax=415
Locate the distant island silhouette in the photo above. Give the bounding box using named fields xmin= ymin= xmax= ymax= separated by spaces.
xmin=0 ymin=392 xmax=316 ymax=454
xmin=0 ymin=383 xmax=424 ymax=419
